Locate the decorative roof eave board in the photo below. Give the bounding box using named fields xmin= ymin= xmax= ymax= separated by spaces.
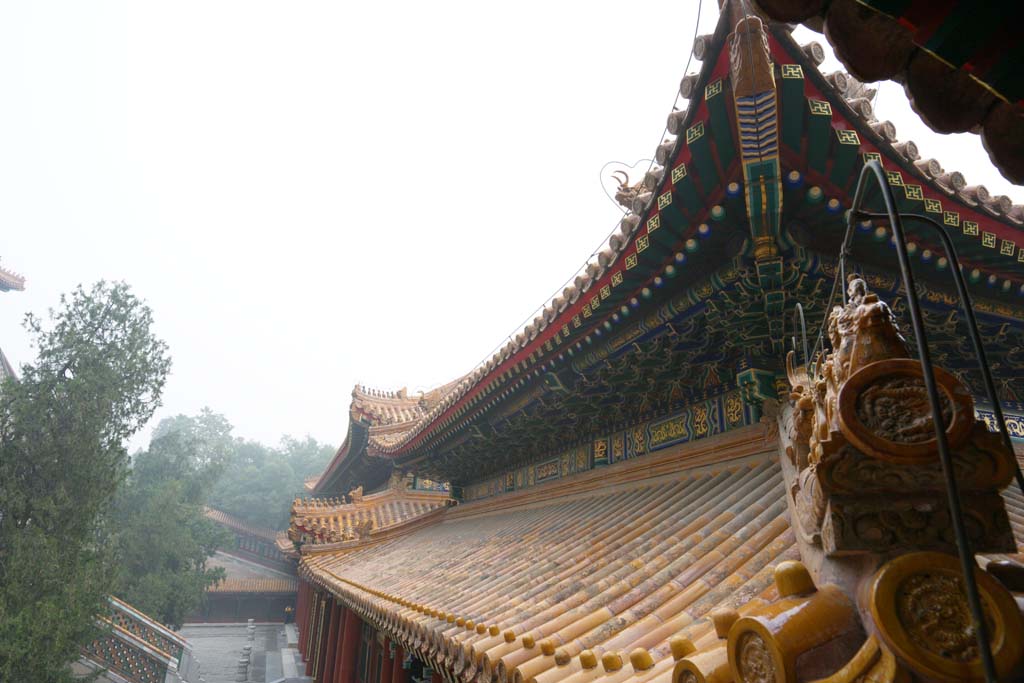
xmin=752 ymin=0 xmax=1024 ymax=184
xmin=767 ymin=25 xmax=1024 ymax=280
xmin=373 ymin=12 xmax=739 ymax=461
xmin=445 ymin=425 xmax=772 ymax=518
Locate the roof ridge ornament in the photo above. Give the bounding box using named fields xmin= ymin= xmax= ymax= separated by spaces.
xmin=783 ymin=277 xmax=1017 ymax=554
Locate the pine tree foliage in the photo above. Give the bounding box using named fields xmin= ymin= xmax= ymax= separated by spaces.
xmin=0 ymin=282 xmax=170 ymax=682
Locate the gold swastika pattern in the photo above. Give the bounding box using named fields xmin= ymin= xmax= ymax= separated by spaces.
xmin=686 ymin=121 xmax=705 ymax=144
xmin=835 ymin=129 xmax=859 ymax=145
xmin=781 ymin=64 xmax=803 ymax=79
xmin=808 ymin=99 xmax=832 ymax=116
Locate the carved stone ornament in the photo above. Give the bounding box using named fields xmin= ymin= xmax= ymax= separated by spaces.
xmin=866 ymin=552 xmax=1024 ymax=682
xmin=819 ymin=492 xmax=1015 ymax=556
xmin=837 ymin=358 xmax=974 ymax=464
xmin=783 ymin=277 xmax=1017 ymax=555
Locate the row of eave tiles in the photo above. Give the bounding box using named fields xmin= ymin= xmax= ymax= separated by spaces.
xmin=296 ymin=499 xmax=449 ymax=536
xmin=304 ymin=459 xmax=799 ymax=683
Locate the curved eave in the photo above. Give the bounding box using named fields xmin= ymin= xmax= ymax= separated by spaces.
xmin=310 ymin=419 xmax=382 ymax=496
xmin=331 ymin=5 xmax=1024 ymax=478
xmin=0 ymin=265 xmax=25 ymax=292
xmin=378 ymin=9 xmax=737 ymax=462
xmin=752 ymin=0 xmax=1024 ymax=183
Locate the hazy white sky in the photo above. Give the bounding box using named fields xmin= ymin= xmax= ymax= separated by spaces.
xmin=1 ymin=2 xmax=1019 ymax=452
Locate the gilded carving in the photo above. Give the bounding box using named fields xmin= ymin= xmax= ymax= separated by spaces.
xmin=649 ymin=414 xmax=689 ymax=448
xmin=693 ymin=405 xmax=710 ymax=437
xmin=348 ymin=485 xmax=363 ymax=504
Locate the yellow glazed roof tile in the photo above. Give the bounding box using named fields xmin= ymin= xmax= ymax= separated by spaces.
xmin=302 ymin=455 xmax=799 ymax=683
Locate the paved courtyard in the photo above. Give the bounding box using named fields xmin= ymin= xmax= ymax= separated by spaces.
xmin=179 ymin=623 xmax=310 ymax=683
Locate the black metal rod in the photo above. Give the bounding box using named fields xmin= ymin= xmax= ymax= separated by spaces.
xmin=852 ymin=209 xmax=1024 ymax=500
xmin=790 ymin=302 xmax=809 ymax=366
xmin=848 ymin=160 xmax=997 ymax=682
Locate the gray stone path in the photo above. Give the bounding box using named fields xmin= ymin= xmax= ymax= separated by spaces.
xmin=179 ymin=623 xmax=311 ymax=683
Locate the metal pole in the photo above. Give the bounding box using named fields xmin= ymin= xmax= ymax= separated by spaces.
xmin=851 ymin=209 xmax=1024 ymax=500
xmin=790 ymin=303 xmax=809 ymax=367
xmin=848 ymin=160 xmax=997 ymax=682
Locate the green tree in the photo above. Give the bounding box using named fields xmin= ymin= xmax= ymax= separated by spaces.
xmin=0 ymin=282 xmax=171 ymax=683
xmin=110 ymin=429 xmax=230 ymax=629
xmin=208 ymin=433 xmax=335 ymax=530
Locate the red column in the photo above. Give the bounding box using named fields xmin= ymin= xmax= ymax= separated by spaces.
xmin=332 ymin=605 xmax=348 ymax=683
xmin=320 ymin=601 xmax=342 ymax=683
xmin=334 ymin=605 xmax=362 ymax=683
xmin=306 ymin=592 xmax=324 ymax=675
xmin=391 ymin=645 xmax=409 ymax=683
xmin=296 ymin=584 xmax=304 ymax=654
xmin=379 ymin=640 xmax=393 ymax=683
xmin=297 ymin=583 xmax=308 ymax=653
xmin=315 ymin=597 xmax=332 ymax=681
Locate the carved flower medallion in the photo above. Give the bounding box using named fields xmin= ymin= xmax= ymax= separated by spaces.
xmin=838 ymin=359 xmax=973 ymax=464
xmin=736 ymin=632 xmax=775 ymax=683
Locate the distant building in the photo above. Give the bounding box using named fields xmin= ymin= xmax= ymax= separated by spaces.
xmin=195 ymin=507 xmax=299 ymax=623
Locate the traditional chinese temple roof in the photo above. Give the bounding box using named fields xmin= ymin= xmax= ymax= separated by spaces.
xmin=208 ymin=576 xmax=299 ymax=594
xmin=295 ymin=4 xmax=1024 ymax=680
xmin=752 ymin=0 xmax=1024 ymax=184
xmin=204 ymin=506 xmax=278 ymax=542
xmin=290 ymin=474 xmax=452 ymax=550
xmin=299 ymin=431 xmax=1024 ymax=683
xmin=0 ymin=261 xmax=25 ymax=292
xmin=311 ymin=2 xmax=1024 ymax=496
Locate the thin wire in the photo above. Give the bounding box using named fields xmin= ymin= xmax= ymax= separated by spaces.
xmin=599 ymin=159 xmax=654 ymax=213
xmin=461 ymin=0 xmax=706 ymax=379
